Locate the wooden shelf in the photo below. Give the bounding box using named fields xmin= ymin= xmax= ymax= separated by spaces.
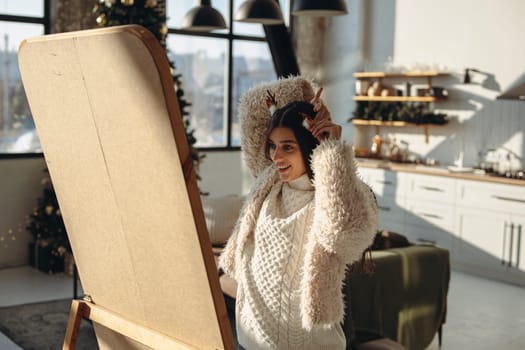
xmin=353 ymin=71 xmax=449 ymax=79
xmin=351 ymin=119 xmax=441 ymax=143
xmin=353 ymin=96 xmax=442 ymax=102
xmin=351 ymin=119 xmax=408 ymax=127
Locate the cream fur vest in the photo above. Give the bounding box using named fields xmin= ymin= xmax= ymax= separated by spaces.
xmin=218 ymin=76 xmax=378 ymax=330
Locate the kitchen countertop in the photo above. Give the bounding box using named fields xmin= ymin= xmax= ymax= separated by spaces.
xmin=356 ymin=158 xmax=525 ymax=187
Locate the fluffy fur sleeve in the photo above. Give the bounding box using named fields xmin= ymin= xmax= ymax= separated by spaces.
xmin=310 ymin=140 xmax=378 ymax=264
xmin=238 ymin=76 xmax=316 ymax=178
xmin=218 ymin=166 xmax=279 ymax=280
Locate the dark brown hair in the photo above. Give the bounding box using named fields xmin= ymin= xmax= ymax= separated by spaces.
xmin=264 ymin=101 xmax=320 ymax=179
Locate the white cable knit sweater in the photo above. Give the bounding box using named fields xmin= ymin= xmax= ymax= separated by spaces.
xmin=237 ymin=175 xmax=345 ymax=350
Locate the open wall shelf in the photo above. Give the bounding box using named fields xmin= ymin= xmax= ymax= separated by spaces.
xmin=351 ymin=70 xmax=450 ymax=143
xmin=353 ymin=96 xmax=442 ymax=102
xmin=351 ymin=119 xmax=444 ymax=143
xmin=354 ymin=71 xmax=449 ymax=79
xmin=353 ymin=71 xmax=449 ymax=101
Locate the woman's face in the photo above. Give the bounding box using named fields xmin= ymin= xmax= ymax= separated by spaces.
xmin=268 ymin=127 xmax=306 ymax=182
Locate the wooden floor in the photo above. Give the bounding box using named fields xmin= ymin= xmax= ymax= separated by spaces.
xmin=0 ymin=266 xmax=524 ymax=349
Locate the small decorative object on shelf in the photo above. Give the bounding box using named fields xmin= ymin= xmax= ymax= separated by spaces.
xmin=370 ymin=134 xmax=383 ymax=157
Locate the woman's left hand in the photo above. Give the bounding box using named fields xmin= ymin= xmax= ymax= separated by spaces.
xmin=308 ymin=87 xmax=342 ymax=141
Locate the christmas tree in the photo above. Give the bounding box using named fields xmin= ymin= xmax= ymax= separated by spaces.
xmin=26 ymin=173 xmax=69 ymax=273
xmin=92 ymin=0 xmax=204 ymax=177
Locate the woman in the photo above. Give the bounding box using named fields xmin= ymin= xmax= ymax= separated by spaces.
xmin=219 ymin=76 xmax=378 ymax=349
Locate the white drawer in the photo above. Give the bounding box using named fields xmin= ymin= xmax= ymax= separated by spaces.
xmin=358 ymin=167 xmax=405 ymax=198
xmin=403 ymin=198 xmax=455 ymax=232
xmin=406 ymin=173 xmax=456 ymax=204
xmin=458 ymin=180 xmax=525 ymax=214
xmin=376 ymin=195 xmax=405 ymax=227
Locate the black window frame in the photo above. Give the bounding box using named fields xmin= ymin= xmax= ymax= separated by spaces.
xmin=167 ymin=0 xmax=297 ymax=151
xmin=0 ymin=0 xmax=51 ymax=159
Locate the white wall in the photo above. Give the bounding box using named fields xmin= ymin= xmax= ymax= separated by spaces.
xmin=0 ymin=157 xmax=47 ymax=268
xmin=199 ymin=150 xmax=250 ymax=196
xmin=321 ymin=0 xmax=525 ymax=168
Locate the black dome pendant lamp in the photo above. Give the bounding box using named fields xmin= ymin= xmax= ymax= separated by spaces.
xmin=234 ymin=0 xmax=284 ymax=25
xmin=292 ymin=0 xmax=348 ymax=16
xmin=182 ymin=0 xmax=227 ymax=32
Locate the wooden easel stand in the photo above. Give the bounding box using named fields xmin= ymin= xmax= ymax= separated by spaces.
xmin=63 ymin=299 xmax=196 ymax=350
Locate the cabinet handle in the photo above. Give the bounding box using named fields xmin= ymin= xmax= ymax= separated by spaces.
xmin=378 ymin=206 xmax=391 ymax=211
xmin=502 ymin=222 xmax=507 ymax=265
xmin=418 ymin=238 xmax=436 ymax=245
xmin=516 ymin=225 xmax=522 ymax=268
xmin=420 ymin=186 xmax=444 ymax=192
xmin=376 ymin=180 xmax=393 ymax=185
xmin=419 ymin=212 xmax=443 ymax=220
xmin=491 ymin=195 xmax=525 ymax=204
xmin=508 ymin=223 xmax=515 ymax=267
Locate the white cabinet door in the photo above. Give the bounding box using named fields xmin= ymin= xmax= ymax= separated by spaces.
xmin=456 ymin=180 xmax=525 ymax=286
xmin=456 ymin=207 xmax=509 ymax=273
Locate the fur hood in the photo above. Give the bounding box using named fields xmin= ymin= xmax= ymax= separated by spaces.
xmin=237 ymin=75 xmax=318 ymax=177
xmin=219 ymin=76 xmax=378 ymax=329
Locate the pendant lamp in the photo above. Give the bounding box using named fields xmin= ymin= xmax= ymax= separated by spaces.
xmin=182 ymin=0 xmax=227 ymax=32
xmin=292 ymin=0 xmax=348 ymax=16
xmin=235 ymin=0 xmax=284 ymax=25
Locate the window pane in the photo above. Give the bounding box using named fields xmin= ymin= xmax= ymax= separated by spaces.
xmin=167 ymin=0 xmax=229 ymax=33
xmin=0 ymin=22 xmax=44 ymax=153
xmin=167 ymin=34 xmax=227 ymax=147
xmin=232 ymin=0 xmax=289 ymax=37
xmin=0 ymin=1 xmax=43 ymax=17
xmin=231 ymin=40 xmax=276 ymax=146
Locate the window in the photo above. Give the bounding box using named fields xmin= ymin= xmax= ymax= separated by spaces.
xmin=167 ymin=0 xmax=290 ymax=148
xmin=0 ymin=0 xmax=50 ymax=155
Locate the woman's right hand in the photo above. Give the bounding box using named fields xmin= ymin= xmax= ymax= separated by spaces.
xmin=307 ymin=88 xmax=342 ymax=141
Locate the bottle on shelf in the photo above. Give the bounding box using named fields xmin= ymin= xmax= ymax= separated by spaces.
xmin=370 ymin=134 xmax=383 ymax=157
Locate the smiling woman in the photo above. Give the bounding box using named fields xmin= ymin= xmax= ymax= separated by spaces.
xmin=219 ymin=76 xmax=378 ymax=349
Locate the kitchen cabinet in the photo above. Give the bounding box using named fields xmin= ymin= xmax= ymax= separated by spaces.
xmin=357 ymin=164 xmax=525 ymax=286
xmin=358 ymin=167 xmax=405 ymax=233
xmin=402 ymin=173 xmax=457 ymax=251
xmin=455 ymin=180 xmax=525 ymax=285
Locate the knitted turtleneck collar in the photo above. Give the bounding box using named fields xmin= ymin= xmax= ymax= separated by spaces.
xmin=285 ymin=173 xmax=314 ymax=191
